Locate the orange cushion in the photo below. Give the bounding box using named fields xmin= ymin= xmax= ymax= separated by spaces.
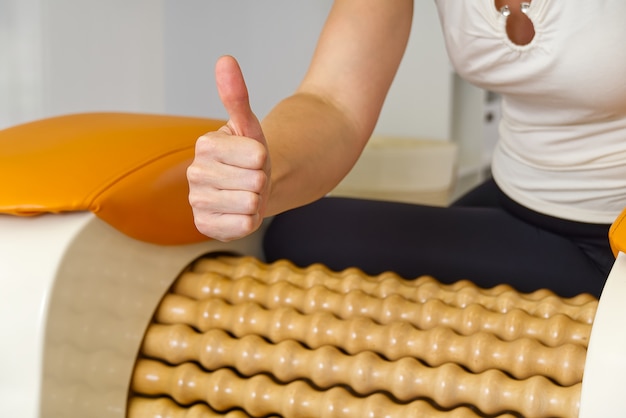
xmin=609 ymin=207 xmax=626 ymax=257
xmin=0 ymin=112 xmax=225 ymax=245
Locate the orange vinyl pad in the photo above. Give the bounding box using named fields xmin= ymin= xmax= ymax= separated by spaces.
xmin=0 ymin=112 xmax=225 ymax=245
xmin=609 ymin=207 xmax=626 ymax=257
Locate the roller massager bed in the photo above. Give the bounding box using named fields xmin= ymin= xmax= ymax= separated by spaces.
xmin=1 ymin=113 xmax=626 ymax=417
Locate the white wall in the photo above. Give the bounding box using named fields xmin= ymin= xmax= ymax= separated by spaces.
xmin=377 ymin=2 xmax=451 ymax=140
xmin=41 ymin=0 xmax=165 ymax=118
xmin=0 ymin=0 xmax=165 ymax=129
xmin=162 ymin=1 xmax=332 ymax=124
xmin=2 ymin=1 xmax=453 ymax=141
xmin=163 ymin=0 xmax=452 ymax=141
xmin=0 ymin=0 xmax=44 ymax=128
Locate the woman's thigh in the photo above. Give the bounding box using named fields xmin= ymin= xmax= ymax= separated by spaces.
xmin=263 ymin=196 xmax=606 ymax=297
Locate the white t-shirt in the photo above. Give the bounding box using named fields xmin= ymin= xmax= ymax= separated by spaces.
xmin=435 ymin=0 xmax=626 ymax=223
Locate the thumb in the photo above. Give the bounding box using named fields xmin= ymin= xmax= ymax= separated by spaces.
xmin=215 ymin=55 xmax=265 ymax=141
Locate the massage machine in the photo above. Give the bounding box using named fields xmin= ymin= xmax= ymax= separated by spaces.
xmin=1 ymin=113 xmax=625 ymax=417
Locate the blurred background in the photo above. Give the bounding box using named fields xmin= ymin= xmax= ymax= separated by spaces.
xmin=0 ymin=0 xmax=500 ymax=202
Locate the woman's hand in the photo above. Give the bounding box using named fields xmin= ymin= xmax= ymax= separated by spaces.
xmin=187 ymin=56 xmax=271 ymax=242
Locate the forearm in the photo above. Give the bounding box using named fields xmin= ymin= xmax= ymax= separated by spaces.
xmin=262 ymin=91 xmax=368 ymax=217
xmin=188 ymin=0 xmax=412 ymax=241
xmin=259 ymin=1 xmax=412 ymax=217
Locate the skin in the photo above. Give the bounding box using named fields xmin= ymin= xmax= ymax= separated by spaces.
xmin=494 ymin=0 xmax=536 ymax=45
xmin=186 ymin=0 xmax=534 ymax=242
xmin=188 ymin=0 xmax=413 ymax=241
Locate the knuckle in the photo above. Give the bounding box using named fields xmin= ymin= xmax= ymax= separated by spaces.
xmin=196 ymin=133 xmax=221 ymax=155
xmin=242 ymin=193 xmax=261 ymax=214
xmin=248 ymin=170 xmax=268 ymax=193
xmin=188 ymin=188 xmax=218 ymax=210
xmin=234 ymin=216 xmax=259 ymax=238
xmin=187 ymin=192 xmax=204 ymax=208
xmin=251 ymin=143 xmax=268 ymax=168
xmin=186 ymin=164 xmax=203 ymax=183
xmin=193 ymin=214 xmax=256 ymax=243
xmin=193 ymin=214 xmax=222 ymax=237
xmin=237 ymin=218 xmax=256 ymax=236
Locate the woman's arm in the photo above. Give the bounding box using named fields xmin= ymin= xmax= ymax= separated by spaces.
xmin=188 ymin=0 xmax=414 ymax=241
xmin=264 ymin=0 xmax=414 ymax=214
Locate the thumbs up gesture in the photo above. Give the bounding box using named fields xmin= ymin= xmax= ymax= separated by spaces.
xmin=188 ymin=56 xmax=271 ymax=242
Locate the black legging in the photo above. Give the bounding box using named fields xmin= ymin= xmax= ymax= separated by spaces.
xmin=263 ymin=179 xmax=613 ymax=298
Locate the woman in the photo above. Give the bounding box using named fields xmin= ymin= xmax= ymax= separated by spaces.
xmin=187 ymin=0 xmax=626 ymax=297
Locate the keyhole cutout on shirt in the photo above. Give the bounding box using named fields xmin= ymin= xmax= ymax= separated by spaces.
xmin=495 ymin=0 xmax=536 ymax=46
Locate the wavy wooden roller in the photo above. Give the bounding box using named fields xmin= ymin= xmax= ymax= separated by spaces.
xmin=128 ymin=255 xmax=596 ymax=418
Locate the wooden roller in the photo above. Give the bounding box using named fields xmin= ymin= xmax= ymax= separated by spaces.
xmin=131 ymin=360 xmax=520 ymax=418
xmin=127 ymin=396 xmax=272 ymax=418
xmin=153 ymin=294 xmax=585 ymax=386
xmin=192 ymin=256 xmax=597 ymax=323
xmin=172 ymin=269 xmax=591 ymax=347
xmin=128 ymin=255 xmax=596 ymax=418
xmin=138 ymin=324 xmax=578 ymax=417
